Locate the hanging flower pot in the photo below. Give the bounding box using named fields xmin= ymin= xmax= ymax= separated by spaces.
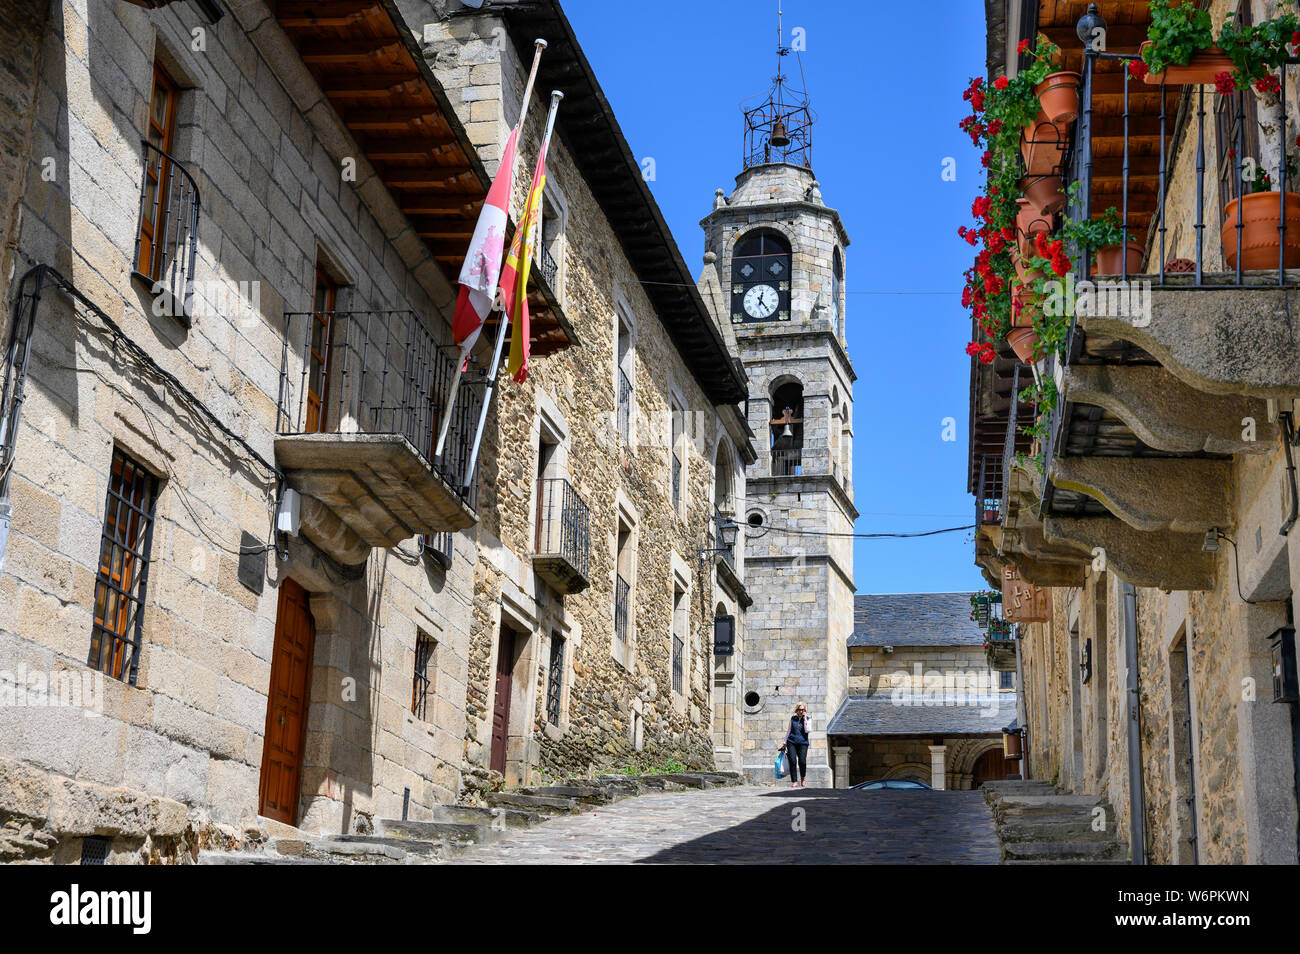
xmin=1007 ymin=326 xmax=1039 ymax=363
xmin=1020 ymin=115 xmax=1068 ymax=176
xmin=1015 ymin=198 xmax=1053 ymax=257
xmin=1139 ymin=41 xmax=1234 ymax=86
xmin=1221 ymin=192 xmax=1300 ymax=271
xmin=1035 ymin=71 xmax=1081 ymax=124
xmin=1021 ymin=174 xmax=1067 ymax=216
xmin=1093 ymin=239 xmax=1145 ymax=275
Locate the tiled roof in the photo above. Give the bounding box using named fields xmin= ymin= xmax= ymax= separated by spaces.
xmin=849 ymin=592 xmax=985 ymax=647
xmin=826 ymin=693 xmax=1016 ymax=736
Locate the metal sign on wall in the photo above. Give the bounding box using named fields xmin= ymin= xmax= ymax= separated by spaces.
xmin=1002 ymin=567 xmax=1050 ymax=622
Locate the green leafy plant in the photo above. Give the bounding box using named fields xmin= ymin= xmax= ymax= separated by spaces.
xmin=1218 ymin=5 xmax=1299 ymax=89
xmin=1060 ymin=189 xmax=1126 ymax=251
xmin=1141 ymin=0 xmax=1215 ymax=76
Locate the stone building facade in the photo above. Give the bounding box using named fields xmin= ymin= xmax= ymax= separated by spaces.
xmin=828 ymin=593 xmax=1016 ymax=789
xmin=698 ymin=159 xmax=856 ymax=786
xmin=0 ymin=0 xmax=751 ymax=863
xmin=975 ymin=0 xmax=1300 ymax=864
xmin=419 ymin=0 xmax=753 ymax=791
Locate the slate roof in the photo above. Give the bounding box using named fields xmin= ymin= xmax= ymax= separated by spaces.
xmin=849 ymin=592 xmax=985 ymax=648
xmin=826 ymin=693 xmax=1016 ymax=737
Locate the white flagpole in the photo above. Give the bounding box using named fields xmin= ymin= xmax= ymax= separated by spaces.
xmin=462 ymin=89 xmax=563 ymax=490
xmin=434 ymin=38 xmax=547 ymax=463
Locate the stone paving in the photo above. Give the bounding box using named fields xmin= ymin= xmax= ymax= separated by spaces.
xmin=453 ymin=784 xmax=1002 ymax=864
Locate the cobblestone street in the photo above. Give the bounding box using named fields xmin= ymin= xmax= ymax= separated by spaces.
xmin=454 ymin=785 xmax=1002 ymax=864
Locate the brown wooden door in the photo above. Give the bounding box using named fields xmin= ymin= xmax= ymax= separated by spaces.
xmin=490 ymin=628 xmax=515 ymax=775
xmin=305 ymin=267 xmax=336 ymax=433
xmin=259 ymin=579 xmax=316 ymax=824
xmin=138 ymin=62 xmax=178 ymax=281
xmin=972 ymin=748 xmax=1015 ymax=788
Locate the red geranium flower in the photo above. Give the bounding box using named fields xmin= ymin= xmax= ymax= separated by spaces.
xmin=1214 ymin=72 xmax=1237 ymax=95
xmin=1018 ymin=39 xmax=1030 ymax=54
xmin=994 ymin=76 xmax=1008 ymax=90
xmin=1255 ymin=74 xmax=1281 ymax=94
xmin=1128 ymin=60 xmax=1149 ymax=80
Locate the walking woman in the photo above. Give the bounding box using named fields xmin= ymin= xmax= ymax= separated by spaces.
xmin=782 ymin=702 xmax=811 ymax=788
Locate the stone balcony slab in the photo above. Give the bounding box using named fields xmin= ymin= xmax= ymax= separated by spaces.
xmin=276 ymin=433 xmax=477 ymax=565
xmin=1043 ymin=516 xmax=1215 ymax=590
xmin=1078 ymin=278 xmax=1300 ymax=399
xmin=1063 ymin=364 xmax=1275 ymax=455
xmin=1049 ymin=456 xmax=1231 ymax=533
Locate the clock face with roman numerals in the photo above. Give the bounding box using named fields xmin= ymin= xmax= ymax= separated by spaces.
xmin=743 ymin=283 xmax=779 ymax=319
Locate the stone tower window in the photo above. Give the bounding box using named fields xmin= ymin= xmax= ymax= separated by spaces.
xmin=831 ymin=248 xmax=843 ymax=338
xmin=770 ymin=381 xmax=803 ymax=476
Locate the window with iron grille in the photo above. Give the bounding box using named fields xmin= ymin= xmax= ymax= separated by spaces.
xmin=412 ymin=632 xmax=437 ymax=721
xmin=670 ymin=400 xmax=683 ymax=509
xmin=546 ymin=633 xmax=564 ymax=726
xmin=421 ymin=531 xmax=453 ymax=570
xmin=614 ymin=574 xmax=630 ymax=645
xmin=90 ymin=449 xmax=160 ymax=685
xmin=672 ymin=635 xmax=684 ymax=694
xmin=999 ymin=670 xmax=1014 ymax=690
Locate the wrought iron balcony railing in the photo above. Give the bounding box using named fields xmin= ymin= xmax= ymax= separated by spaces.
xmin=133 ymin=141 xmax=200 ymax=322
xmin=1072 ymin=49 xmax=1300 ymax=287
xmin=539 ymin=245 xmax=558 ymax=290
xmin=534 ymin=477 xmax=591 ymax=593
xmin=977 ymin=453 xmax=1004 ymax=526
xmin=276 ymin=309 xmax=481 ymax=507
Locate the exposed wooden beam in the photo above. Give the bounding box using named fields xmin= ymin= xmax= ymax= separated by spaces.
xmin=297 ymin=38 xmax=403 ymax=65
xmin=344 ymin=108 xmax=441 ymax=130
xmin=276 ymin=1 xmax=382 ymax=28
xmin=318 ymin=72 xmax=420 ymax=96
xmin=364 ymin=137 xmax=460 ymax=159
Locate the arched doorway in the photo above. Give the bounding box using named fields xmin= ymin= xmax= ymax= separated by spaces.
xmin=970 ymin=748 xmax=1016 ymax=788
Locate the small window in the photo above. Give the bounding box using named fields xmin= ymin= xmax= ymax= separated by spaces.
xmin=412 ymin=632 xmax=438 ymax=721
xmin=546 ymin=633 xmax=565 ymax=726
xmin=90 ymin=449 xmax=160 ymax=685
xmin=999 ymin=670 xmax=1015 ymax=690
xmin=616 ymin=307 xmax=634 ymax=445
xmin=422 ymin=531 xmax=453 ymax=570
xmin=306 ymin=265 xmax=337 ymax=434
xmin=671 ymin=582 xmax=688 ymax=696
xmin=670 ymin=399 xmax=684 ymax=511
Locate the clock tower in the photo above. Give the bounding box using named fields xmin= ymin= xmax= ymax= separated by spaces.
xmin=698 ymin=34 xmax=856 ymax=786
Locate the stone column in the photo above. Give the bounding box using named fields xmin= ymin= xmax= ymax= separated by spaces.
xmin=832 ymin=746 xmax=851 ymax=788
xmin=928 ymin=744 xmax=947 ymax=791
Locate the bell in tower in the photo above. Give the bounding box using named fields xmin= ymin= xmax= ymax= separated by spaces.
xmin=740 ymin=3 xmax=813 ymax=168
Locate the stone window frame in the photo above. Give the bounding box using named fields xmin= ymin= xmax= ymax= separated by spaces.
xmin=668 ymin=386 xmax=688 ymax=518
xmin=411 ymin=629 xmax=439 ymax=722
xmin=1166 ymin=620 xmax=1203 ymax=865
xmin=529 ymin=389 xmax=571 ymax=550
xmin=669 ymin=554 xmax=692 ymax=713
xmin=611 ymin=494 xmax=639 ymax=670
xmin=540 ymin=180 xmax=568 ymax=303
xmin=613 ymin=294 xmax=638 ymax=450
xmin=727 ymin=227 xmax=794 ymax=324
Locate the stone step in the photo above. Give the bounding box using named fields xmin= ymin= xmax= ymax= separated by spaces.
xmin=998 ymin=819 xmax=1121 ymax=843
xmin=996 ymin=794 xmax=1105 ymax=810
xmin=376 ymin=818 xmax=504 ymax=845
xmin=198 ymin=850 xmax=315 ymax=865
xmin=486 ymin=792 xmax=580 ymax=815
xmin=423 ymin=804 xmax=542 ymax=829
xmin=1003 ymin=857 xmax=1131 ymax=865
xmin=271 ymin=836 xmax=409 ymax=864
xmin=330 ymin=834 xmax=449 ymax=858
xmin=1002 ymin=838 xmax=1127 ymax=861
xmin=521 ymin=785 xmax=618 ymax=805
xmin=622 ymin=776 xmax=688 ymax=793
xmin=655 ymin=773 xmax=710 ymax=789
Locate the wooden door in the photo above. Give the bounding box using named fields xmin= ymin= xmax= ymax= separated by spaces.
xmin=259 ymin=579 xmax=316 ymax=824
xmin=490 ymin=627 xmax=515 ymax=775
xmin=138 ymin=62 xmax=178 ymax=281
xmin=971 ymin=748 xmax=1015 ymax=788
xmin=305 ymin=267 xmax=336 ymax=433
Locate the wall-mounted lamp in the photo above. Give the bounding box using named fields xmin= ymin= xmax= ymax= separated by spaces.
xmin=699 ymin=515 xmax=740 ymax=561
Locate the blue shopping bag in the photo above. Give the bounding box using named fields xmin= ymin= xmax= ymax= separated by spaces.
xmin=774 ymin=750 xmax=787 ymax=779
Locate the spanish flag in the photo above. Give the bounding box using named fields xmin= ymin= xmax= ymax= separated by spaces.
xmin=498 ymin=91 xmax=561 ymax=384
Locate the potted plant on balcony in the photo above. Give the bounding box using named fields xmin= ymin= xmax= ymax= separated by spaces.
xmin=970 ymin=591 xmax=994 ymax=628
xmin=1062 ymin=199 xmax=1144 ymax=275
xmin=1029 ymin=36 xmax=1080 ymax=125
xmin=1215 ymin=9 xmax=1300 ymax=269
xmin=1137 ymin=0 xmax=1228 ymax=85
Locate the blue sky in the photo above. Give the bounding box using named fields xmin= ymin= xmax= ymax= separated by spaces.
xmin=563 ymin=0 xmax=988 ymax=594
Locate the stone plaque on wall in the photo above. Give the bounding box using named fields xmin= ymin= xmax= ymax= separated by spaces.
xmin=1002 ymin=566 xmax=1049 ymax=622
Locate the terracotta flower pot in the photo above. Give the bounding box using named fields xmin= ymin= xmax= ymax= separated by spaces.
xmin=1007 ymin=326 xmax=1039 ymax=363
xmin=1020 ymin=115 xmax=1069 ymax=176
xmin=1093 ymin=240 xmax=1144 ymax=275
xmin=1036 ymin=72 xmax=1081 ymax=124
xmin=1221 ymin=192 xmax=1300 ymax=271
xmin=1015 ymin=198 xmax=1053 ymax=257
xmin=1021 ymin=174 xmax=1066 ymax=216
xmin=1139 ymin=41 xmax=1235 ymax=85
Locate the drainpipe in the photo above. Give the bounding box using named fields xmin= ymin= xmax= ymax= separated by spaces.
xmin=1122 ymin=581 xmax=1146 ymax=865
xmin=1014 ymin=627 xmax=1029 ymax=778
